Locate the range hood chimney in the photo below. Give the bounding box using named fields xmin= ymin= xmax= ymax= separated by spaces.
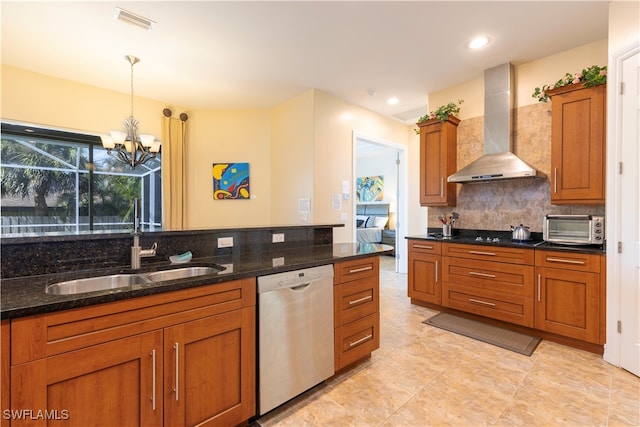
xmin=447 ymin=63 xmax=546 ymax=183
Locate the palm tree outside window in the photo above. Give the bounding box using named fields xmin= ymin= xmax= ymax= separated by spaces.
xmin=0 ymin=123 xmax=162 ymax=235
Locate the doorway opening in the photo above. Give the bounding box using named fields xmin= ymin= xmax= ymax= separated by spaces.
xmin=353 ymin=132 xmax=408 ymax=274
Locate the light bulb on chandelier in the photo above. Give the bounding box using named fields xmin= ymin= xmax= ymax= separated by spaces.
xmin=101 ymin=55 xmax=161 ymax=168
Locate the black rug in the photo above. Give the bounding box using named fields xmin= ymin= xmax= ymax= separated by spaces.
xmin=423 ymin=312 xmax=541 ymax=356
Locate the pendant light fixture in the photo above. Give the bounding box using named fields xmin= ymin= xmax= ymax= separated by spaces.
xmin=101 ymin=55 xmax=160 ymax=168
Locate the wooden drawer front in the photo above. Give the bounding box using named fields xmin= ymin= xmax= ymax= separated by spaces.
xmin=442 ymin=283 xmax=534 ymax=327
xmin=11 ymin=278 xmax=256 ymax=365
xmin=335 ymin=313 xmax=379 ymax=370
xmin=334 ymin=256 xmax=379 ymax=284
xmin=443 ymin=243 xmax=534 ymax=265
xmin=442 ymin=258 xmax=534 ymax=298
xmin=335 ymin=278 xmax=378 ymax=327
xmin=535 ymin=250 xmax=601 ymax=273
xmin=408 ymin=240 xmax=441 ymax=255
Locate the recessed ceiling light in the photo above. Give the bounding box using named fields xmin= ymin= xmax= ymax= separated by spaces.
xmin=387 ymin=97 xmax=399 ymax=105
xmin=469 ymin=36 xmax=491 ymax=49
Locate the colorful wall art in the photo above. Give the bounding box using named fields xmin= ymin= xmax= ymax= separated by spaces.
xmin=212 ymin=163 xmax=250 ymax=200
xmin=356 ymin=175 xmax=384 ymax=202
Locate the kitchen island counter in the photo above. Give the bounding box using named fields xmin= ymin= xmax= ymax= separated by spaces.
xmin=1 ymin=242 xmax=391 ymax=320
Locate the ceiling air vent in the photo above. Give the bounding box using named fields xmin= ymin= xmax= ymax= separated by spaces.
xmin=114 ymin=7 xmax=155 ymax=31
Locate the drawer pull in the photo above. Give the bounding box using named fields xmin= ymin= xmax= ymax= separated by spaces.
xmin=349 ymin=295 xmax=372 ymax=305
xmin=469 ymin=271 xmax=496 ymax=278
xmin=151 ymin=349 xmax=156 ymax=411
xmin=469 ymin=298 xmax=496 ymax=307
xmin=546 ymin=257 xmax=586 ymax=265
xmin=414 ymin=244 xmax=434 ymax=250
xmin=348 ymin=266 xmax=373 ymax=274
xmin=435 ymin=260 xmax=439 ymax=282
xmin=174 ymin=342 xmax=179 ymax=401
xmin=537 ymin=274 xmax=541 ymax=302
xmin=469 ymin=250 xmax=496 ymax=256
xmin=349 ymin=334 xmax=373 ymax=347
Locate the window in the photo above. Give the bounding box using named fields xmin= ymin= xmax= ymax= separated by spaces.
xmin=0 ymin=123 xmax=162 ymax=235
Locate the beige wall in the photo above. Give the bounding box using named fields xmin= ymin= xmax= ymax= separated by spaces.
xmin=428 ymin=39 xmax=608 ymax=120
xmin=270 ymin=90 xmax=315 ymax=225
xmin=311 ymin=90 xmax=411 ymax=243
xmin=185 ymin=108 xmax=272 ymax=228
xmin=1 ymin=66 xmax=410 ymax=236
xmin=1 ymin=65 xmax=168 ymax=137
xmin=608 ymin=1 xmax=640 ymax=53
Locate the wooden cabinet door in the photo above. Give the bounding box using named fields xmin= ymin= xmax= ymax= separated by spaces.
xmin=549 ymin=84 xmax=606 ymax=204
xmin=1 ymin=321 xmax=9 ymax=427
xmin=163 ymin=307 xmax=255 ymax=427
xmin=535 ymin=267 xmax=601 ymax=343
xmin=408 ymin=251 xmax=441 ymax=304
xmin=10 ymin=331 xmax=163 ymax=427
xmin=418 ymin=117 xmax=458 ymax=206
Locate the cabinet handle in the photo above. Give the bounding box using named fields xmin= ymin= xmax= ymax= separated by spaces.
xmin=469 ymin=250 xmax=496 ymax=256
xmin=553 ymin=168 xmax=558 ymax=193
xmin=348 ymin=266 xmax=373 ymax=274
xmin=469 ymin=271 xmax=496 ymax=278
xmin=435 ymin=260 xmax=439 ymax=282
xmin=174 ymin=342 xmax=179 ymax=401
xmin=546 ymin=257 xmax=586 ymax=265
xmin=349 ymin=295 xmax=372 ymax=305
xmin=537 ymin=274 xmax=541 ymax=302
xmin=413 ymin=244 xmax=434 ymax=250
xmin=469 ymin=298 xmax=496 ymax=307
xmin=349 ymin=334 xmax=373 ymax=347
xmin=440 ymin=178 xmax=444 ymax=198
xmin=151 ymin=349 xmax=156 ymax=411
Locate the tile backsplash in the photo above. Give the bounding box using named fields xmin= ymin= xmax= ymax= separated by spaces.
xmin=430 ymin=102 xmax=605 ymax=233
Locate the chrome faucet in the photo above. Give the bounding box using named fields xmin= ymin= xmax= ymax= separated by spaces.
xmin=131 ymin=198 xmax=157 ymax=269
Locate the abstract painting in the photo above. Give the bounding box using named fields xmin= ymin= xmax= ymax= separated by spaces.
xmin=212 ymin=162 xmax=250 ymax=200
xmin=356 ymin=175 xmax=384 ymax=202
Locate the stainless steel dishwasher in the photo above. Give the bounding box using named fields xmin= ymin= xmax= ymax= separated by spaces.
xmin=257 ymin=264 xmax=334 ymax=415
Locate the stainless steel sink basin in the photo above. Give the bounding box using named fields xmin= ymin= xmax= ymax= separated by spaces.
xmin=46 ymin=274 xmax=150 ymax=295
xmin=46 ymin=265 xmax=224 ymax=295
xmin=143 ymin=266 xmax=221 ymax=282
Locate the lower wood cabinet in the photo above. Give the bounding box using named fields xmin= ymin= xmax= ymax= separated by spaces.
xmin=1 ymin=320 xmax=9 ymax=427
xmin=407 ymin=239 xmax=606 ymax=347
xmin=407 ymin=240 xmax=441 ymax=304
xmin=334 ymin=256 xmax=380 ymax=371
xmin=535 ymin=250 xmax=605 ymax=344
xmin=9 ymin=278 xmax=256 ymax=427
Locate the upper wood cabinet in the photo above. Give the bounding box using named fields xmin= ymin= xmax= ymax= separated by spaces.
xmin=418 ymin=116 xmax=459 ymax=206
xmin=547 ymin=83 xmax=606 ymax=204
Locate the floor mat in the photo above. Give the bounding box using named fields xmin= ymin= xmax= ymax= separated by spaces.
xmin=423 ymin=312 xmax=541 ymax=356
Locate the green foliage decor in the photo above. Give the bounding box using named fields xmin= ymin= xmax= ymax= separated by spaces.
xmin=417 ymin=99 xmax=464 ymax=124
xmin=532 ymin=65 xmax=607 ymax=103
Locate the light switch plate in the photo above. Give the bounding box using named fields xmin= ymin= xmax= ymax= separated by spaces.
xmin=217 ymin=237 xmax=234 ymax=248
xmin=272 ymin=233 xmax=285 ymax=243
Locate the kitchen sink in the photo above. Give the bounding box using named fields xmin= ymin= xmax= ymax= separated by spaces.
xmin=46 ymin=265 xmax=224 ymax=295
xmin=143 ymin=266 xmax=222 ymax=282
xmin=46 ymin=274 xmax=150 ymax=295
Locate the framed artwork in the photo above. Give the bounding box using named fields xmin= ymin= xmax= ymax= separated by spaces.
xmin=212 ymin=162 xmax=250 ymax=199
xmin=356 ymin=175 xmax=384 ymax=202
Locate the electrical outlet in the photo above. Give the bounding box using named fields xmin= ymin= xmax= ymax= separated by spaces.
xmin=217 ymin=237 xmax=234 ymax=248
xmin=272 ymin=233 xmax=285 ymax=243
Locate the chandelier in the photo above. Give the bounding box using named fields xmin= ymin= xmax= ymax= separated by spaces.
xmin=101 ymin=55 xmax=160 ymax=168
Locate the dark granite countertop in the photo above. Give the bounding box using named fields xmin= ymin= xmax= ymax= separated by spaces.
xmin=406 ymin=229 xmax=606 ymax=255
xmin=1 ymin=243 xmax=391 ymax=320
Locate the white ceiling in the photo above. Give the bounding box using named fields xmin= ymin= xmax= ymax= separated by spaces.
xmin=1 ymin=1 xmax=609 ymax=123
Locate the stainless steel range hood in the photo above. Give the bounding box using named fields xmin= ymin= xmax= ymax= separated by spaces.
xmin=447 ymin=63 xmax=545 ymax=183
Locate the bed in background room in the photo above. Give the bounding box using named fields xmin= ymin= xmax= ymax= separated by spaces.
xmin=356 ymin=203 xmax=391 ymax=244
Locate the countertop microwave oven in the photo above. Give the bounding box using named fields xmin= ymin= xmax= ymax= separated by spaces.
xmin=543 ymin=214 xmax=605 ymax=245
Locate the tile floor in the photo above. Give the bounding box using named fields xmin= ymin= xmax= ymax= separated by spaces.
xmin=256 ymin=256 xmax=640 ymax=427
